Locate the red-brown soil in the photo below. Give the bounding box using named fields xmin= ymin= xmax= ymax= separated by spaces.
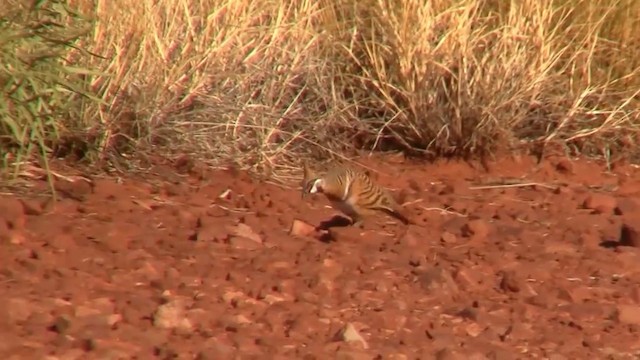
xmin=2 ymin=154 xmax=640 ymax=359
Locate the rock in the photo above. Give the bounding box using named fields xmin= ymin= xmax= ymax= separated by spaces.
xmin=103 ymin=223 xmax=136 ymax=252
xmin=485 ymin=349 xmax=517 ymax=360
xmin=556 ymin=287 xmax=591 ymax=303
xmin=453 ymin=268 xmax=480 ymax=290
xmin=55 ymin=349 xmax=85 ymax=360
xmin=455 ymin=307 xmax=479 ymax=321
xmin=233 ymin=223 xmax=262 ymax=243
xmin=333 ymin=323 xmax=369 ymax=349
xmin=548 ymin=355 xmax=569 ymax=360
xmin=630 ymin=287 xmax=640 ymax=304
xmin=583 ymin=193 xmax=617 ymax=214
xmin=462 ymin=218 xmax=490 ymax=241
xmin=417 ymin=266 xmax=459 ymax=296
xmin=438 ymin=180 xmax=468 ymax=196
xmin=217 ymin=314 xmax=251 ymax=331
xmin=544 ymin=241 xmax=578 ymax=255
xmin=229 ymin=223 xmax=263 ymax=245
xmin=19 ymin=198 xmax=46 ymax=216
xmin=289 ymin=219 xmax=316 ymax=237
xmin=50 ymin=315 xmax=72 ymax=334
xmin=194 ymin=225 xmax=228 ymax=243
xmin=47 ymin=233 xmax=76 ymax=250
xmin=399 ymin=229 xmax=420 ymax=247
xmin=503 ymin=321 xmax=535 ymax=342
xmin=0 ymin=197 xmax=27 ymax=230
xmin=498 ymin=271 xmax=521 ymax=293
xmin=153 ymin=299 xmax=193 ymax=333
xmin=5 ymin=298 xmax=35 ymax=323
xmin=434 ymin=348 xmax=466 ymax=360
xmin=386 ymin=354 xmax=409 ymax=360
xmin=615 ymin=198 xmax=640 ymax=215
xmin=335 ymin=350 xmax=371 ymax=360
xmin=578 ymin=229 xmax=601 ymax=248
xmin=555 ymin=157 xmax=574 ymax=174
xmin=619 ymin=222 xmax=640 ymax=247
xmin=615 ymin=305 xmax=640 ymax=325
xmin=440 ymin=231 xmax=457 ymax=244
xmin=196 ymin=338 xmax=235 ymax=359
xmin=106 ymin=314 xmax=123 ymax=327
xmin=229 ymin=236 xmax=263 ymax=250
xmin=465 ymin=322 xmax=484 ymax=337
xmin=74 ymin=305 xmax=101 ymax=318
xmin=321 ymin=258 xmax=344 ymax=279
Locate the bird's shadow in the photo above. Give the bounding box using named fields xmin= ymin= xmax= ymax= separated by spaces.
xmin=317 ymin=215 xmax=353 ymax=231
xmin=315 ymin=215 xmax=353 ymax=243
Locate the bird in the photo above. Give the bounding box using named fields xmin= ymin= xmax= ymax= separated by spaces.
xmin=301 ymin=161 xmax=414 ymax=226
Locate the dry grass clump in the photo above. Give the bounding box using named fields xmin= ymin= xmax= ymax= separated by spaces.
xmin=0 ymin=0 xmax=100 ymax=181
xmin=2 ymin=0 xmax=640 ymax=181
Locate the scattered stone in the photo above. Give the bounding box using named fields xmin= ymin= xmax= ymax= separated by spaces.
xmin=408 ymin=253 xmax=424 ymax=267
xmin=19 ymin=198 xmax=46 ymax=216
xmin=74 ymin=305 xmax=101 ymax=318
xmin=434 ymin=348 xmax=466 ymax=360
xmin=619 ymin=222 xmax=640 ymax=247
xmin=103 ymin=224 xmax=135 ymax=252
xmin=55 ymin=348 xmax=85 ymax=360
xmin=556 ymin=287 xmax=591 ymax=304
xmin=582 ymin=193 xmax=617 ymax=214
xmin=49 ymin=315 xmax=71 ymax=334
xmin=438 ymin=180 xmax=468 ymax=196
xmin=614 ymin=198 xmax=640 ymax=215
xmin=321 ymin=258 xmax=344 ymax=279
xmin=548 ymin=355 xmax=569 ymax=360
xmin=106 ymin=314 xmax=123 ymax=327
xmin=5 ymin=298 xmax=35 ymax=323
xmin=334 ymin=350 xmax=371 ymax=360
xmin=196 ymin=338 xmax=235 ymax=359
xmin=578 ymin=229 xmax=601 ymax=249
xmin=193 ymin=223 xmax=228 ymax=243
xmin=333 ymin=323 xmax=369 ymax=349
xmin=440 ymin=231 xmax=457 ymax=244
xmin=544 ymin=241 xmax=578 ymax=255
xmin=465 ymin=322 xmax=484 ymax=337
xmin=630 ymin=287 xmax=640 ymax=304
xmin=386 ymin=354 xmax=409 ymax=360
xmin=217 ymin=314 xmax=252 ymax=331
xmin=498 ymin=271 xmax=521 ymax=293
xmin=47 ymin=233 xmax=76 ymax=250
xmin=290 ymin=219 xmax=316 ymax=237
xmin=455 ymin=307 xmax=479 ymax=321
xmin=453 ymin=268 xmax=480 ymax=290
xmin=399 ymin=229 xmax=420 ymax=247
xmin=229 ymin=223 xmax=263 ymax=245
xmin=462 ymin=218 xmax=490 ymax=241
xmin=555 ymin=157 xmax=574 ymax=174
xmin=615 ymin=305 xmax=640 ymax=325
xmin=417 ymin=266 xmax=459 ymax=296
xmin=153 ymin=299 xmax=193 ymax=333
xmin=0 ymin=197 xmax=27 ymax=230
xmin=229 ymin=236 xmax=263 ymax=250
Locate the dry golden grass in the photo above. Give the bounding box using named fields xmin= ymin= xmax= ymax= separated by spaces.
xmin=2 ymin=0 xmax=640 ymax=181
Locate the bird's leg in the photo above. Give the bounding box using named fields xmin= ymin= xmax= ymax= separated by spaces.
xmin=350 ymin=215 xmax=364 ymax=229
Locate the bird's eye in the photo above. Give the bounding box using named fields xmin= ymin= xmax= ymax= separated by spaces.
xmin=309 ymin=178 xmax=322 ymax=193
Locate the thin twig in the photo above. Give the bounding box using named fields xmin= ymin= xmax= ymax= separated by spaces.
xmin=469 ymin=182 xmax=557 ymax=190
xmin=210 ymin=203 xmax=255 ymax=214
xmin=419 ymin=206 xmax=467 ymax=217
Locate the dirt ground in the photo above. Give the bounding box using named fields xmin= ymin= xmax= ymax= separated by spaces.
xmin=2 ymin=153 xmax=640 ymax=359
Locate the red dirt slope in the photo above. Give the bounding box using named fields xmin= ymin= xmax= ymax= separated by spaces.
xmin=1 ymin=154 xmax=640 ymax=359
